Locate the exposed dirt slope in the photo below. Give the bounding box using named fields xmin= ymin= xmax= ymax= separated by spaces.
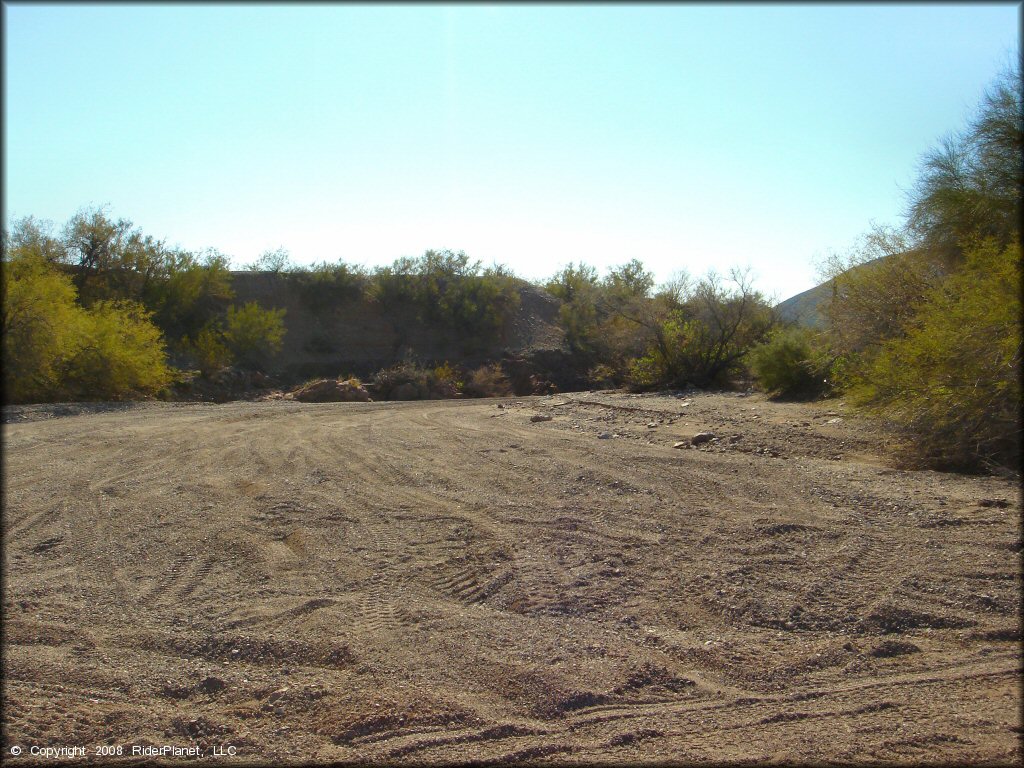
xmin=2 ymin=393 xmax=1020 ymax=764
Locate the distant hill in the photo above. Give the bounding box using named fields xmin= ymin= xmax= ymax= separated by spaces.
xmin=775 ymin=256 xmax=891 ymax=328
xmin=774 ymin=280 xmax=833 ymax=328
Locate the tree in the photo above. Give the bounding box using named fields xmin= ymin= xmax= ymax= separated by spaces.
xmin=628 ymin=268 xmax=775 ymax=389
xmin=908 ymin=68 xmax=1022 ymax=264
xmin=244 ymin=247 xmax=294 ymax=273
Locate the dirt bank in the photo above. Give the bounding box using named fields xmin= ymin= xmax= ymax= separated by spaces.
xmin=2 ymin=392 xmax=1020 ymax=764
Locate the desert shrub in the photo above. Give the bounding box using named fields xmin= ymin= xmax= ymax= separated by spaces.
xmin=2 ymin=254 xmax=86 ymax=402
xmin=749 ymin=327 xmax=831 ymax=399
xmin=625 ymin=270 xmax=775 ymax=390
xmin=223 ymin=302 xmax=286 ymax=367
xmin=372 ymin=360 xmax=458 ymax=400
xmin=150 ymin=249 xmax=234 ymax=340
xmin=61 ymin=300 xmax=173 ymax=400
xmin=842 ymin=239 xmax=1020 ymax=471
xmin=292 ymin=260 xmax=368 ymax=316
xmin=432 ymin=361 xmax=464 ymax=393
xmin=183 ymin=324 xmax=234 ymax=377
xmin=369 ymin=251 xmax=520 ymax=347
xmin=463 ymin=363 xmax=513 ymax=398
xmin=587 ymin=363 xmax=619 ymax=389
xmin=243 ymin=247 xmax=294 ymax=273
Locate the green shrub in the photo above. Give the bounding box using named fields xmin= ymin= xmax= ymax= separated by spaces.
xmin=587 ymin=363 xmax=619 ymax=389
xmin=843 ymin=239 xmax=1020 ymax=471
xmin=368 ymin=251 xmax=520 ymax=348
xmin=2 ymin=254 xmax=85 ymax=402
xmin=62 ymin=300 xmax=173 ymax=400
xmin=749 ymin=327 xmax=830 ymax=399
xmin=292 ymin=260 xmax=368 ymax=316
xmin=224 ymin=302 xmax=286 ymax=367
xmin=184 ymin=324 xmax=234 ymax=377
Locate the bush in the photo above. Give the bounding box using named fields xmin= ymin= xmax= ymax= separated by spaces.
xmin=372 ymin=360 xmax=458 ymax=400
xmin=842 ymin=239 xmax=1020 ymax=471
xmin=62 ymin=301 xmax=173 ymax=400
xmin=368 ymin=251 xmax=520 ymax=348
xmin=224 ymin=302 xmax=286 ymax=367
xmin=2 ymin=254 xmax=84 ymax=402
xmin=2 ymin=255 xmax=172 ymax=402
xmin=463 ymin=363 xmax=513 ymax=398
xmin=183 ymin=323 xmax=234 ymax=377
xmin=432 ymin=361 xmax=464 ymax=393
xmin=587 ymin=363 xmax=619 ymax=389
xmin=749 ymin=327 xmax=830 ymax=399
xmin=291 ymin=260 xmax=368 ymax=316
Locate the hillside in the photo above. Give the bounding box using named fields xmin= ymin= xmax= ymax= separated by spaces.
xmin=774 ymin=281 xmax=832 ymax=328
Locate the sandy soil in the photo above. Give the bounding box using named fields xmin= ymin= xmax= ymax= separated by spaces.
xmin=2 ymin=392 xmax=1021 ymax=764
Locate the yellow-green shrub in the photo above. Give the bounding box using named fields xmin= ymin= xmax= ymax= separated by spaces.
xmin=2 ymin=255 xmax=84 ymax=402
xmin=844 ymin=239 xmax=1020 ymax=470
xmin=224 ymin=302 xmax=286 ymax=367
xmin=62 ymin=301 xmax=173 ymax=400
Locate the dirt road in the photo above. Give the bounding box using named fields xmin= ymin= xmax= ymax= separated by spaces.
xmin=2 ymin=392 xmax=1020 ymax=764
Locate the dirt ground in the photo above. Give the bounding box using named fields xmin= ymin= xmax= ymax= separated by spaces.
xmin=2 ymin=392 xmax=1021 ymax=765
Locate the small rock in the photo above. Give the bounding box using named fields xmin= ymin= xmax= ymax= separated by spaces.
xmin=672 ymin=441 xmax=688 ymax=449
xmin=268 ymin=688 xmax=290 ymax=703
xmin=647 ymin=422 xmax=657 ymax=429
xmin=691 ymin=432 xmax=715 ymax=446
xmin=598 ymin=432 xmax=614 ymax=439
xmin=530 ymin=414 xmax=553 ymax=423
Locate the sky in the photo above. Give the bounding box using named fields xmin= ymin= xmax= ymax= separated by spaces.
xmin=3 ymin=3 xmax=1019 ymax=302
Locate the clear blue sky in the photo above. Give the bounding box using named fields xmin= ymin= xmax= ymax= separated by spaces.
xmin=3 ymin=3 xmax=1018 ymax=301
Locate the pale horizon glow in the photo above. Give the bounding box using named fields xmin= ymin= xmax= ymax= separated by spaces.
xmin=3 ymin=3 xmax=1019 ymax=301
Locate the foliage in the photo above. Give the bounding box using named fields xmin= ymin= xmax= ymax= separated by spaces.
xmin=371 ymin=359 xmax=458 ymax=400
xmin=369 ymin=250 xmax=520 ymax=347
xmin=463 ymin=363 xmax=513 ymax=398
xmin=223 ymin=302 xmax=286 ymax=367
xmin=841 ymin=240 xmax=1020 ymax=471
xmin=183 ymin=323 xmax=234 ymax=377
xmin=908 ymin=69 xmax=1022 ymax=263
xmin=821 ymin=226 xmax=942 ymax=358
xmin=587 ymin=363 xmax=619 ymax=389
xmin=61 ymin=301 xmax=174 ymax=400
xmin=823 ymin=67 xmax=1022 ymax=471
xmin=244 ymin=247 xmax=294 ymax=273
xmin=291 ymin=260 xmax=369 ymax=316
xmin=749 ymin=327 xmax=831 ymax=399
xmin=432 ymin=361 xmax=464 ymax=393
xmin=626 ymin=269 xmax=775 ymax=389
xmin=151 ymin=249 xmax=235 ymax=339
xmin=2 ymin=254 xmax=85 ymax=402
xmin=1 ymin=252 xmax=172 ymax=402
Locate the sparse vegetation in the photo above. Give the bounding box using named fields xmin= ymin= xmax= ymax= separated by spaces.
xmin=820 ymin=68 xmax=1021 ymax=472
xmin=463 ymin=363 xmax=513 ymax=398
